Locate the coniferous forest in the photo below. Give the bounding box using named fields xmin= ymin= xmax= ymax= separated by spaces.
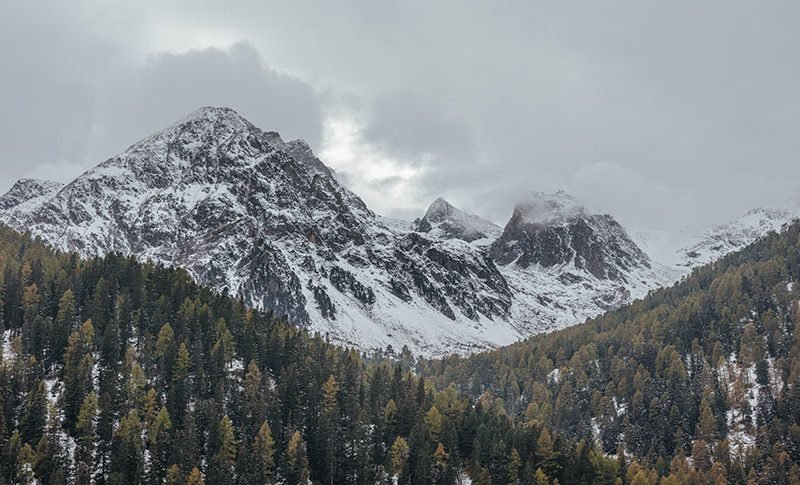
xmin=3 ymin=219 xmax=800 ymax=484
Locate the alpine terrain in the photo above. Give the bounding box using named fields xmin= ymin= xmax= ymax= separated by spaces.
xmin=633 ymin=207 xmax=798 ymax=274
xmin=0 ymin=107 xmax=751 ymax=356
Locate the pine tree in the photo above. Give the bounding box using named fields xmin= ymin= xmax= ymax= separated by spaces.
xmin=169 ymin=342 xmax=191 ymax=424
xmin=252 ymin=420 xmax=276 ymax=484
xmin=148 ymin=406 xmax=173 ymax=483
xmin=185 ymin=467 xmax=205 ymax=485
xmin=321 ymin=375 xmax=340 ymax=483
xmin=75 ymin=392 xmax=98 ymax=475
xmin=16 ymin=443 xmax=36 ymax=485
xmin=33 ymin=403 xmax=68 ymax=484
xmin=165 ymin=464 xmax=184 ymax=485
xmin=63 ymin=319 xmax=96 ymax=430
xmin=53 ymin=290 xmax=77 ymax=363
xmin=432 ymin=442 xmax=450 ymax=484
xmin=535 ymin=427 xmax=560 ymax=479
xmin=286 ymin=430 xmax=310 ymax=485
xmin=532 ymin=467 xmax=549 ymax=485
xmin=425 ymin=405 xmax=444 ymax=444
xmin=390 ymin=436 xmax=410 ymax=476
xmin=155 ymin=322 xmax=175 ymax=375
xmin=110 ymin=409 xmax=144 ymax=483
xmin=508 ymin=447 xmax=522 ymax=485
xmin=19 ymin=379 xmax=48 ymax=446
xmin=209 ymin=415 xmax=237 ymax=483
xmin=243 ymin=360 xmax=267 ymax=433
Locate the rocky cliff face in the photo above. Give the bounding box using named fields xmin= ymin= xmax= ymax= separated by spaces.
xmin=480 ymin=191 xmax=676 ymax=332
xmin=489 ymin=191 xmax=651 ymax=280
xmin=0 ymin=107 xmax=519 ymax=356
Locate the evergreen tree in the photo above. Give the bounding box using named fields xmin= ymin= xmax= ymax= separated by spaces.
xmin=63 ymin=319 xmax=96 ymax=430
xmin=286 ymin=430 xmax=310 ymax=485
xmin=209 ymin=415 xmax=237 ymax=483
xmin=251 ymin=420 xmax=276 ymax=484
xmin=75 ymin=392 xmax=98 ymax=476
xmin=110 ymin=409 xmax=144 ymax=484
xmin=148 ymin=406 xmax=173 ymax=483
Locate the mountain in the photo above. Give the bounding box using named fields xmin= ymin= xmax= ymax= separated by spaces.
xmin=677 ymin=208 xmax=797 ymax=269
xmin=0 ymin=107 xmax=519 ymax=356
xmin=412 ymin=197 xmax=502 ymax=244
xmin=0 ymin=107 xmax=679 ymax=355
xmin=632 ymin=207 xmax=798 ymax=274
xmin=488 ymin=191 xmax=677 ymax=332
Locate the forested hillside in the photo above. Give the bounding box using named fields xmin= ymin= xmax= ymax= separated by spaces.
xmin=0 ymin=226 xmax=618 ymax=485
xmin=422 ymin=221 xmax=800 ymax=483
xmin=4 ymin=219 xmax=800 ymax=484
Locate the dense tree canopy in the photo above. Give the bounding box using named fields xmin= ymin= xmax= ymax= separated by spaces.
xmin=3 ymin=219 xmax=800 ymax=484
xmin=421 ymin=221 xmax=800 ymax=484
xmin=0 ymin=226 xmax=604 ymax=484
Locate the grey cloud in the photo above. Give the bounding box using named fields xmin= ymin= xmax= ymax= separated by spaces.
xmin=91 ymin=42 xmax=322 ymax=162
xmin=0 ymin=4 xmax=322 ymax=193
xmin=363 ymin=91 xmax=476 ymax=165
xmin=3 ymin=1 xmax=800 ymax=230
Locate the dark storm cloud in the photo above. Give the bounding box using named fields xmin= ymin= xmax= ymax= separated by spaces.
xmin=2 ymin=0 xmax=800 ymax=229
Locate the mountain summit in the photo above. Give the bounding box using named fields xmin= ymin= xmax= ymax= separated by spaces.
xmin=488 ymin=191 xmax=677 ymax=330
xmin=412 ymin=198 xmax=501 ymax=244
xmin=490 ymin=191 xmax=650 ymax=280
xmin=0 ymin=108 xmax=694 ymax=355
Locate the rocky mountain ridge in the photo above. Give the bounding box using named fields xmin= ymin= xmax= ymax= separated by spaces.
xmin=2 ymin=106 xmax=787 ymax=356
xmin=0 ymin=107 xmax=519 ymax=356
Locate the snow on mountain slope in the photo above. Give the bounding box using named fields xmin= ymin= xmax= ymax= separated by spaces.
xmin=632 ymin=208 xmax=798 ymax=275
xmin=412 ymin=198 xmax=502 ymax=245
xmin=0 ymin=179 xmax=64 ymax=223
xmin=488 ymin=192 xmax=678 ymax=332
xmin=0 ymin=107 xmax=706 ymax=355
xmin=0 ymin=107 xmax=521 ymax=356
xmin=415 ymin=192 xmax=678 ymax=334
xmin=678 ymin=208 xmax=797 ymax=269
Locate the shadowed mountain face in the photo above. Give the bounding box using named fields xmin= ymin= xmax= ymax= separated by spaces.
xmin=489 ymin=191 xmax=650 ymax=281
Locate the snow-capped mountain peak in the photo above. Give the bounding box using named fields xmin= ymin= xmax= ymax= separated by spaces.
xmin=515 ymin=190 xmax=588 ymax=226
xmin=486 ymin=190 xmax=676 ymax=335
xmin=0 ymin=108 xmax=705 ymax=356
xmin=679 ymin=207 xmax=796 ymax=268
xmin=491 ymin=191 xmax=647 ymax=275
xmin=632 ymin=207 xmax=798 ymax=273
xmin=413 ymin=197 xmax=501 ymax=244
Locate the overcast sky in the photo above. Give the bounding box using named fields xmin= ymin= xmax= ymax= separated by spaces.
xmin=2 ymin=1 xmax=799 ymax=229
